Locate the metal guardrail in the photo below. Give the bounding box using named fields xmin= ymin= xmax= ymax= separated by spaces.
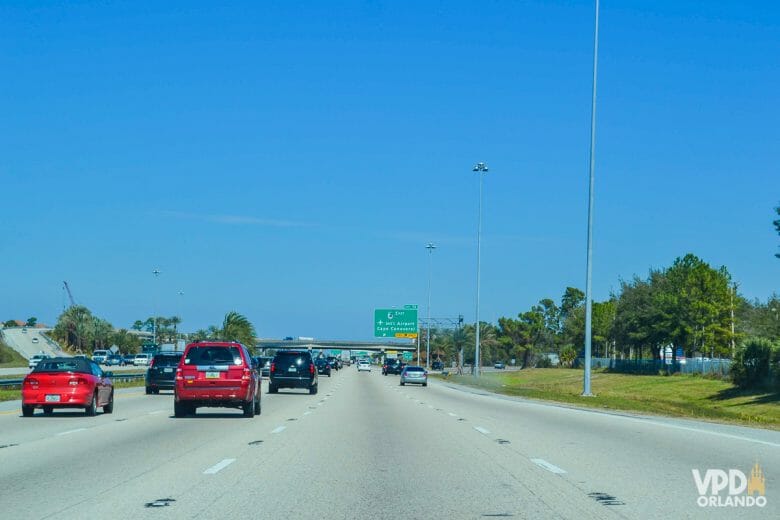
xmin=0 ymin=373 xmax=146 ymax=389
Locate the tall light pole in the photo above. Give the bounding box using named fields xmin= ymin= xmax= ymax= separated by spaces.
xmin=473 ymin=162 xmax=488 ymax=377
xmin=425 ymin=242 xmax=436 ymax=370
xmin=583 ymin=0 xmax=600 ymax=397
xmin=178 ymin=290 xmax=184 ymax=342
xmin=152 ymin=269 xmax=161 ymax=345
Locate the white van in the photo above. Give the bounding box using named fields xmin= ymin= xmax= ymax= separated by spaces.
xmin=92 ymin=349 xmax=109 ymax=364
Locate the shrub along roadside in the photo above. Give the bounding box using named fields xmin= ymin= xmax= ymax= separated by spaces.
xmin=435 ymin=368 xmax=780 ymax=429
xmin=0 ymin=340 xmax=28 ymax=368
xmin=730 ymin=337 xmax=780 ymax=391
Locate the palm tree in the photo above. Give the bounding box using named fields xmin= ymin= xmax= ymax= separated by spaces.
xmin=219 ymin=311 xmax=257 ymax=347
xmin=169 ymin=316 xmax=182 ymax=339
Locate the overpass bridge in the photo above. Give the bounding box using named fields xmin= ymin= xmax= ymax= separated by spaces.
xmin=255 ymin=338 xmax=416 ymax=352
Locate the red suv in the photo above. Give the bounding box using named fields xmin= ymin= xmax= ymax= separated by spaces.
xmin=174 ymin=341 xmax=261 ymax=418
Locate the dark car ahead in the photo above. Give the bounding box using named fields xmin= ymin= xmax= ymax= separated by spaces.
xmin=382 ymin=359 xmax=403 ymax=375
xmin=253 ymin=356 xmax=272 ymax=377
xmin=145 ymin=352 xmax=183 ymax=394
xmin=326 ymin=357 xmax=341 ymax=371
xmin=105 ymin=354 xmax=124 ymax=367
xmin=431 ymin=361 xmax=444 ymax=371
xmin=122 ymin=354 xmax=136 ymax=366
xmin=269 ymin=350 xmax=318 ymax=394
xmin=315 ymin=357 xmax=332 ymax=377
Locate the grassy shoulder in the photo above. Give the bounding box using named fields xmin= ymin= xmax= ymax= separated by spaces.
xmin=0 ymin=379 xmax=146 ymax=402
xmin=435 ymin=368 xmax=780 ymax=430
xmin=0 ymin=340 xmax=28 ymax=368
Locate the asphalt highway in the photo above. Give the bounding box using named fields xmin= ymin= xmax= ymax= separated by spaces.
xmin=0 ymin=368 xmax=777 ymax=519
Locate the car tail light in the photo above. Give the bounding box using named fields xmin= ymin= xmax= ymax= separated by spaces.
xmin=309 ymin=363 xmax=315 ymax=375
xmin=270 ymin=362 xmax=276 ymax=374
xmin=176 ymin=368 xmax=183 ymax=381
xmin=68 ymin=377 xmax=87 ymax=386
xmin=242 ymin=368 xmax=251 ymax=381
xmin=149 ymin=357 xmax=155 ymax=368
xmin=25 ymin=378 xmax=38 ymax=387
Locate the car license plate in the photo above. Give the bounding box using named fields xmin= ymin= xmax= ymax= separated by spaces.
xmin=205 ymin=372 xmax=220 ymax=379
xmin=288 ymin=367 xmax=297 ymax=372
xmin=45 ymin=395 xmax=60 ymax=402
xmin=164 ymin=368 xmax=173 ymax=373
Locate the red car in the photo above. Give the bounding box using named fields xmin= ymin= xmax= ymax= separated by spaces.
xmin=174 ymin=341 xmax=261 ymax=418
xmin=22 ymin=357 xmax=114 ymax=417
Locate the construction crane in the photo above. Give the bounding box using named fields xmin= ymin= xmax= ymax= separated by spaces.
xmin=63 ymin=281 xmax=76 ymax=307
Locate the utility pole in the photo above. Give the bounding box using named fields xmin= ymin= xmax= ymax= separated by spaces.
xmin=473 ymin=162 xmax=489 ymax=377
xmin=152 ymin=269 xmax=161 ymax=345
xmin=730 ymin=283 xmax=738 ymax=358
xmin=425 ymin=242 xmax=436 ymax=370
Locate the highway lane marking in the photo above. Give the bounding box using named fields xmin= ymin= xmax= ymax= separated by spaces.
xmin=271 ymin=426 xmax=286 ymax=434
xmin=303 ymin=411 xmax=312 ymax=416
xmin=448 ymin=412 xmax=458 ymax=417
xmin=474 ymin=426 xmax=491 ymax=435
xmin=148 ymin=410 xmax=165 ymax=415
xmin=428 ymin=405 xmax=434 ymax=409
xmin=56 ymin=428 xmax=87 ymax=436
xmin=531 ymin=458 xmax=567 ymax=474
xmin=203 ymin=458 xmax=236 ymax=475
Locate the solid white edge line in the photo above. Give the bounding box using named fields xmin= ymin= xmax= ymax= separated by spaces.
xmin=203 ymin=458 xmax=236 ymax=475
xmin=531 ymin=458 xmax=567 ymax=474
xmin=271 ymin=426 xmax=286 ymax=434
xmin=474 ymin=426 xmax=491 ymax=435
xmin=56 ymin=428 xmax=86 ymax=436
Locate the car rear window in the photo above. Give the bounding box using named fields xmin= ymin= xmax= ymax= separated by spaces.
xmin=185 ymin=346 xmax=243 ymax=365
xmin=34 ymin=358 xmax=91 ymax=374
xmin=154 ymin=354 xmax=182 ymax=367
xmin=274 ymin=352 xmax=311 ymax=365
xmin=405 ymin=366 xmax=425 ymax=372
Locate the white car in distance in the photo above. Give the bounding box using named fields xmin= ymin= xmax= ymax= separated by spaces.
xmin=357 ymin=361 xmax=371 ymax=372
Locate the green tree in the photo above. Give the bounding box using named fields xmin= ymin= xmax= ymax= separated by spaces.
xmin=131 ymin=320 xmax=144 ymax=331
xmin=26 ymin=317 xmax=37 ymax=327
xmin=3 ymin=320 xmax=17 ymax=328
xmin=219 ymin=311 xmax=257 ymax=347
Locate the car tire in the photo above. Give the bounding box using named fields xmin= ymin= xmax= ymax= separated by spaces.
xmin=145 ymin=386 xmax=152 ymax=395
xmin=400 ymin=382 xmax=405 ymax=386
xmin=242 ymin=399 xmax=255 ymax=418
xmin=328 ymin=373 xmax=331 ymax=377
xmin=43 ymin=406 xmax=53 ymax=415
xmin=309 ymin=384 xmax=318 ymax=395
xmin=104 ymin=391 xmax=114 ymax=413
xmin=153 ymin=388 xmax=160 ymax=395
xmin=174 ymin=400 xmax=186 ymax=418
xmin=268 ymin=384 xmax=278 ymax=394
xmin=254 ymin=395 xmax=261 ymax=416
xmin=22 ymin=405 xmax=34 ymax=417
xmin=423 ymin=383 xmax=428 ymax=387
xmin=85 ymin=392 xmax=97 ymax=417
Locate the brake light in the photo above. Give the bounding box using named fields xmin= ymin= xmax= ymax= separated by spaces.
xmin=68 ymin=377 xmax=87 ymax=386
xmin=270 ymin=362 xmax=276 ymax=374
xmin=148 ymin=357 xmax=156 ymax=369
xmin=309 ymin=363 xmax=315 ymax=375
xmin=176 ymin=368 xmax=183 ymax=381
xmin=242 ymin=368 xmax=251 ymax=381
xmin=25 ymin=378 xmax=38 ymax=387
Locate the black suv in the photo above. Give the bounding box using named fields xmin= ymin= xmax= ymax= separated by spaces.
xmin=145 ymin=352 xmax=183 ymax=394
xmin=315 ymin=357 xmax=332 ymax=377
xmin=382 ymin=359 xmax=403 ymax=375
xmin=269 ymin=351 xmax=318 ymax=394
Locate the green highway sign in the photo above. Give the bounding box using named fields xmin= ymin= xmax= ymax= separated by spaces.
xmin=402 ymin=351 xmax=413 ymax=361
xmin=404 ymin=304 xmax=418 ymax=310
xmin=374 ymin=308 xmax=418 ymax=338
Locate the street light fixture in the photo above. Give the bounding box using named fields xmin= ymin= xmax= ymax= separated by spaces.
xmin=473 ymin=162 xmax=488 ymax=377
xmin=583 ymin=0 xmax=600 ymax=397
xmin=425 ymin=242 xmax=436 ymax=370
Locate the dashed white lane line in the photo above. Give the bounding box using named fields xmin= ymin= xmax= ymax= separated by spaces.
xmin=56 ymin=428 xmax=86 ymax=436
xmin=531 ymin=458 xmax=567 ymax=474
xmin=203 ymin=458 xmax=236 ymax=475
xmin=148 ymin=410 xmax=165 ymax=415
xmin=303 ymin=411 xmax=312 ymax=416
xmin=447 ymin=412 xmax=458 ymax=417
xmin=474 ymin=426 xmax=491 ymax=435
xmin=428 ymin=405 xmax=434 ymax=409
xmin=271 ymin=426 xmax=286 ymax=434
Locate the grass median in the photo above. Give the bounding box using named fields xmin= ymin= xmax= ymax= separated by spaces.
xmin=435 ymin=368 xmax=780 ymax=430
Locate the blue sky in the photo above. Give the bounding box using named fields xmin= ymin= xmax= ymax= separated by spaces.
xmin=2 ymin=1 xmax=778 ymax=339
